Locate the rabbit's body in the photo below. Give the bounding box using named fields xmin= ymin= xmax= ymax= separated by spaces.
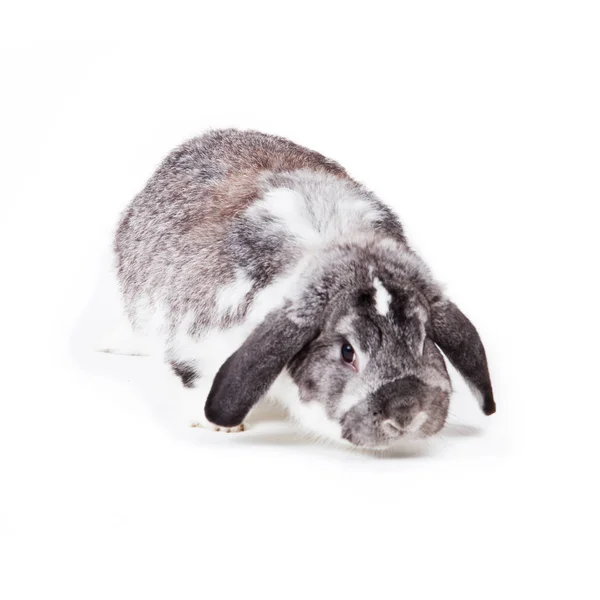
xmin=115 ymin=131 xmax=401 ymax=415
xmin=114 ymin=129 xmax=495 ymax=446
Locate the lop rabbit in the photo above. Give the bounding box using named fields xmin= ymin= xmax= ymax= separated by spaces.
xmin=112 ymin=129 xmax=495 ymax=448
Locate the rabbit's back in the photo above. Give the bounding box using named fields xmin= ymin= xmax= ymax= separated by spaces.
xmin=114 ymin=130 xmax=402 ymax=355
xmin=115 ymin=130 xmax=348 ymax=302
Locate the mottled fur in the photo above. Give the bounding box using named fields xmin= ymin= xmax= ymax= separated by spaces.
xmin=114 ymin=129 xmax=495 ymax=448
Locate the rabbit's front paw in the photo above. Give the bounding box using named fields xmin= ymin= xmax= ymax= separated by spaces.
xmin=191 ymin=420 xmax=246 ymax=433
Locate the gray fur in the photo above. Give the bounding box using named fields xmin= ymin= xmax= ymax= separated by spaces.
xmin=115 ymin=129 xmax=353 ymax=333
xmin=115 ymin=129 xmax=495 ymax=448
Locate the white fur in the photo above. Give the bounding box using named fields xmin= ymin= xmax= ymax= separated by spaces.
xmin=335 ymin=375 xmax=372 ymax=418
xmin=336 ymin=390 xmax=364 ymax=419
xmin=373 ymin=277 xmax=392 ymax=316
xmin=250 ymin=172 xmax=383 ymax=250
xmin=250 ymin=188 xmax=319 ymax=244
xmin=112 ymin=174 xmax=410 ymax=435
xmin=110 ymin=264 xmax=310 ymax=426
xmin=165 ymin=259 xmax=311 ymax=419
xmin=132 ymin=294 xmax=169 ymax=336
xmin=273 ymin=370 xmax=343 ymax=442
xmin=215 ymin=270 xmax=253 ymax=317
xmin=281 ymin=171 xmax=383 ymax=239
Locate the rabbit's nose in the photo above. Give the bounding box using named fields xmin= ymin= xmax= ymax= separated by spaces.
xmin=382 ymin=411 xmax=428 ymax=435
xmin=381 ymin=380 xmax=427 ymax=435
xmin=378 ymin=377 xmax=427 ymax=435
xmin=382 ymin=395 xmax=421 ymax=432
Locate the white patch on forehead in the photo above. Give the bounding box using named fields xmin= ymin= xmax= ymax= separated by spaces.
xmin=373 ymin=277 xmax=392 ymax=316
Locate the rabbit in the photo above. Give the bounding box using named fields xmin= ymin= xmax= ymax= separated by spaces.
xmin=112 ymin=129 xmax=495 ymax=448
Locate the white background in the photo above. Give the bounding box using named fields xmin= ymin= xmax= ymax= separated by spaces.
xmin=1 ymin=2 xmax=599 ymax=598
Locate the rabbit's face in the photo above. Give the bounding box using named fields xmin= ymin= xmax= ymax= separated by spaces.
xmin=205 ymin=239 xmax=494 ymax=444
xmin=285 ymin=280 xmax=451 ymax=448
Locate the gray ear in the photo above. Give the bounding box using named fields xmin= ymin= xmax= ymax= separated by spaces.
xmin=430 ymin=300 xmax=496 ymax=415
xmin=204 ymin=311 xmax=320 ymax=427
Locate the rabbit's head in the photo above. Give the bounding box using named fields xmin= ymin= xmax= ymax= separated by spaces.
xmin=205 ymin=238 xmax=495 ymax=448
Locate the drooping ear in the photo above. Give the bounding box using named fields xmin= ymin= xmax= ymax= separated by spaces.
xmin=429 ymin=300 xmax=496 ymax=415
xmin=204 ymin=310 xmax=320 ymax=427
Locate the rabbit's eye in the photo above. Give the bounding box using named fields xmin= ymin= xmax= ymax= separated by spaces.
xmin=341 ymin=343 xmax=356 ymax=365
